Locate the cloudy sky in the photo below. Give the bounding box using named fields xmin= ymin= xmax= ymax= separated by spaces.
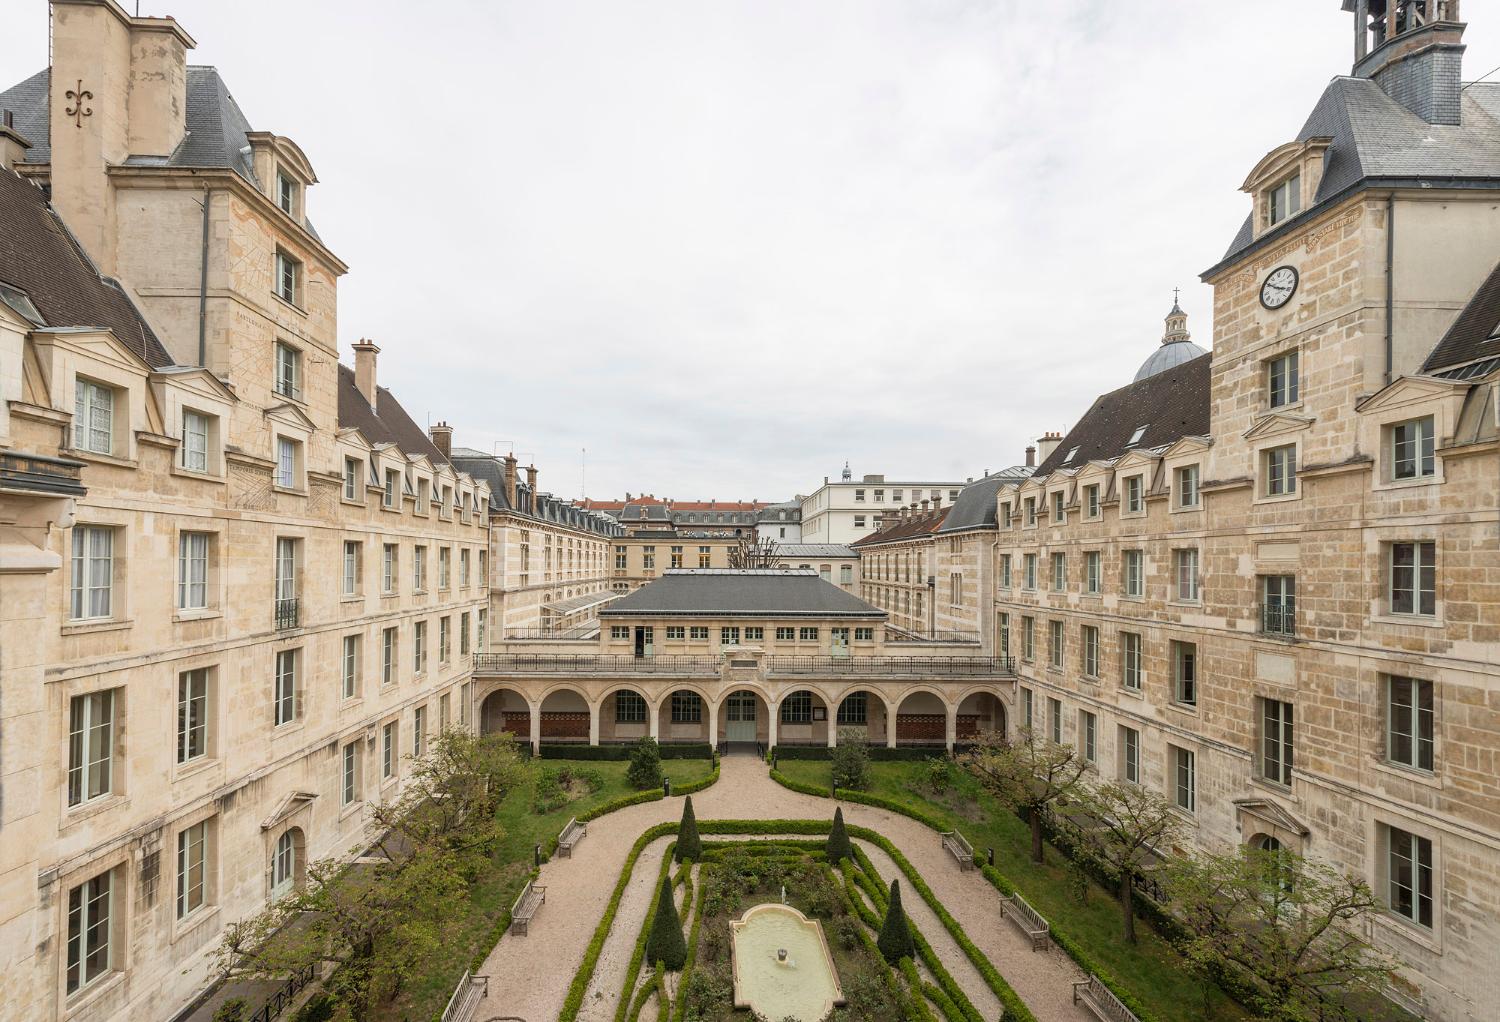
xmin=5 ymin=2 xmax=1497 ymax=502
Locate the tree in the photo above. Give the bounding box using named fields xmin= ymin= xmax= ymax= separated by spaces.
xmin=1163 ymin=845 xmax=1395 ymax=1021
xmin=675 ymin=796 xmax=702 ymax=862
xmin=646 ymin=872 xmax=688 ymax=970
xmin=958 ymin=727 xmax=1088 ymax=863
xmin=727 ymin=535 xmax=781 ymax=569
xmin=831 ymin=728 xmax=871 ymax=790
xmin=827 ymin=807 xmax=852 ymax=863
xmin=627 ymin=736 xmax=663 ymax=790
xmin=875 ymin=879 xmax=915 ymax=964
xmin=1067 ymin=778 xmax=1182 ymax=942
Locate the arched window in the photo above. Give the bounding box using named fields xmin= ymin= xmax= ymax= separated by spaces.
xmin=271 ymin=828 xmax=302 ymax=897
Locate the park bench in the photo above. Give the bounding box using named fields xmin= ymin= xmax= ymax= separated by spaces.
xmin=1001 ymin=892 xmax=1050 ymax=951
xmin=939 ymin=829 xmax=974 ymax=870
xmin=1072 ymin=974 xmax=1141 ymax=1022
xmin=509 ymin=880 xmax=546 ymax=935
xmin=557 ymin=817 xmax=588 ymax=858
xmin=439 ymin=970 xmax=488 ymax=1022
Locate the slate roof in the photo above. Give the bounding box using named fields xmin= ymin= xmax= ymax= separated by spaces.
xmin=599 ymin=569 xmax=885 ymax=619
xmin=0 ymin=168 xmax=172 ymax=367
xmin=774 ymin=544 xmax=857 ymax=558
xmin=849 ymin=508 xmax=949 ymax=547
xmin=336 ymin=364 xmax=447 ymax=464
xmin=937 ymin=467 xmax=1034 ymax=534
xmin=1033 ymin=352 xmax=1213 ymax=478
xmin=1423 ymin=257 xmax=1500 ymax=373
xmin=449 ymin=450 xmax=623 ymax=536
xmin=1211 ymin=78 xmax=1500 ymax=274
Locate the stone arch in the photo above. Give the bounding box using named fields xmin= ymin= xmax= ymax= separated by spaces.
xmin=774 ymin=688 xmax=831 ymax=747
xmin=479 ymin=687 xmax=531 ymax=738
xmin=894 ymin=687 xmax=954 ymax=747
xmin=825 ymin=686 xmax=891 ymax=747
xmin=716 ymin=687 xmax=772 ymax=747
xmin=597 ymin=683 xmax=654 ymax=745
xmin=538 ymin=686 xmax=590 ymax=742
xmin=955 ymin=688 xmax=1007 ymax=742
xmin=658 ymin=685 xmax=713 ymax=747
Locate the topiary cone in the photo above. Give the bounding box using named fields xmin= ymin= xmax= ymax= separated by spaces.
xmin=675 ymin=796 xmax=701 ymax=862
xmin=645 ymin=872 xmax=688 ymax=970
xmin=876 ymin=878 xmax=915 ymax=964
xmin=826 ymin=806 xmax=852 ymax=863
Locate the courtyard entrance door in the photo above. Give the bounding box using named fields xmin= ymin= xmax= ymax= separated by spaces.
xmin=726 ymin=692 xmax=757 ymax=743
xmin=634 ymin=626 xmax=654 ymax=657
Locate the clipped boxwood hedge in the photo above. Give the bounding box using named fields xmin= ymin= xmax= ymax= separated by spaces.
xmin=539 ymin=743 xmax=714 ymax=761
xmin=768 ymin=745 xmax=959 ymax=762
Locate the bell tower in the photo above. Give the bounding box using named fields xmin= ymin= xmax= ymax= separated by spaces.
xmin=1345 ymin=1 xmax=1466 ymax=125
xmin=1163 ymin=291 xmax=1190 ymax=345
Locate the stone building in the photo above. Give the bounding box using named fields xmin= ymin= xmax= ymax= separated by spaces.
xmin=850 ymin=502 xmax=948 ymax=636
xmin=768 ymin=543 xmax=861 ymax=590
xmin=0 ymin=4 xmax=490 ymax=1021
xmin=991 ymin=4 xmax=1500 ymax=1016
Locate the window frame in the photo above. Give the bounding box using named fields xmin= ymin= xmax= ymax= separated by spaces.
xmin=181 ymin=409 xmax=210 ymax=473
xmin=177 ymin=668 xmax=210 ymax=764
xmin=67 ymin=689 xmax=115 ymax=807
xmin=1390 ymin=416 xmax=1436 ymax=481
xmin=1267 ymin=350 xmax=1299 ymax=408
xmin=69 ymin=525 xmax=114 ymax=621
xmin=1387 ymin=675 xmax=1435 ymax=772
xmin=1260 ymin=697 xmax=1294 ymax=787
xmin=73 ymin=377 xmax=115 ymax=455
xmin=1389 ymin=541 xmax=1437 ymax=617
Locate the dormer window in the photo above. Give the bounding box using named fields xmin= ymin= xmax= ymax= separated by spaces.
xmin=277 ymin=171 xmax=298 ymax=216
xmin=1268 ymin=172 xmax=1301 ymax=226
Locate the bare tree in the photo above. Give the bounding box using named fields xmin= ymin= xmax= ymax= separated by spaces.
xmin=958 ymin=726 xmax=1088 ymax=863
xmin=1067 ymin=779 xmax=1183 ymax=942
xmin=727 ymin=535 xmax=781 ymax=569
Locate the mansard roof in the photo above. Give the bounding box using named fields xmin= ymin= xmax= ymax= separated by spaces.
xmin=0 ymin=168 xmax=171 ymax=368
xmin=937 ymin=467 xmax=1034 ymax=534
xmin=1034 ymin=353 xmax=1213 ymax=478
xmin=336 ymin=363 xmax=448 ymax=465
xmin=849 ymin=508 xmax=949 ymax=547
xmin=599 ymin=569 xmax=884 ymax=619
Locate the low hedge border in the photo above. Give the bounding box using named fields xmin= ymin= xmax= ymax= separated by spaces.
xmin=612 ymin=845 xmax=679 ymax=1022
xmin=769 ymin=745 xmax=961 ymax=762
xmin=669 ymin=862 xmax=705 ymax=1022
xmin=539 ymin=743 xmax=715 ymax=760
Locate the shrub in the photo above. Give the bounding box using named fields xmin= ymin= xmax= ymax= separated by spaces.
xmin=626 ymin=737 xmax=664 ymax=790
xmin=876 ymin=879 xmax=915 ymax=964
xmin=211 ymin=999 xmax=248 ymax=1022
xmin=925 ymin=757 xmax=955 ymax=794
xmin=676 ymin=796 xmax=702 ymax=862
xmin=646 ymin=872 xmax=688 ymax=970
xmin=831 ymin=729 xmax=871 ymax=790
xmin=289 ymin=995 xmax=333 ymax=1022
xmin=827 ymin=806 xmax=852 ymax=863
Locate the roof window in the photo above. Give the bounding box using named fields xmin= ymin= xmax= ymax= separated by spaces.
xmin=1128 ymin=425 xmax=1148 ymax=446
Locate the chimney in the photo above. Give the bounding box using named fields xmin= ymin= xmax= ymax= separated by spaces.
xmin=0 ymin=111 xmax=31 ymax=171
xmin=503 ymin=454 xmax=518 ymax=509
xmin=1035 ymin=431 xmax=1064 ymax=465
xmin=353 ymin=339 xmax=380 ymax=410
xmin=1025 ymin=445 xmax=1037 ymax=468
xmin=428 ymin=421 xmax=452 ymax=459
xmin=1350 ymin=0 xmax=1465 ymax=125
xmin=525 ymin=464 xmax=538 ymax=495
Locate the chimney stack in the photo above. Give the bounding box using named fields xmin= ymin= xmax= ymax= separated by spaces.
xmin=503 ymin=454 xmax=518 ymax=509
xmin=525 ymin=464 xmax=538 ymax=495
xmin=353 ymin=339 xmax=380 ymax=410
xmin=428 ymin=421 xmax=452 ymax=459
xmin=1025 ymin=445 xmax=1036 ymax=468
xmin=1035 ymin=431 xmax=1064 ymax=465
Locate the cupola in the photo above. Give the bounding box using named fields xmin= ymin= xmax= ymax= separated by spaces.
xmin=1134 ymin=293 xmax=1208 ymax=382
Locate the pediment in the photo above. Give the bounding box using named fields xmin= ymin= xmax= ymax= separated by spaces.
xmin=1161 ymin=435 xmax=1213 ymax=458
xmin=1242 ymin=412 xmax=1314 ymax=441
xmin=261 ymin=790 xmax=317 ymax=831
xmin=1241 ymin=137 xmax=1333 ymax=194
xmin=337 ymin=426 xmax=373 ymax=450
xmin=1233 ymin=797 xmax=1310 ymax=837
xmin=150 ymin=366 xmax=237 ymax=404
xmin=35 ymin=327 xmax=152 ymax=375
xmin=406 ymin=453 xmax=435 ymax=473
xmin=264 ymin=402 xmax=317 ymax=432
xmin=1114 ymin=449 xmax=1159 ymax=472
xmin=1355 ymin=374 xmax=1468 ymax=413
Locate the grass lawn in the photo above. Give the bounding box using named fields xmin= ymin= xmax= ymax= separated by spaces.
xmin=382 ymin=756 xmax=715 ymax=1022
xmin=776 ymin=758 xmax=1250 ymax=1022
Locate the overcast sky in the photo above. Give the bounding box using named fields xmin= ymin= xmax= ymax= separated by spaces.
xmin=5 ymin=2 xmax=1498 ymax=502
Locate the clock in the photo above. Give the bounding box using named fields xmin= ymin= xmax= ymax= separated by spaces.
xmin=1260 ymin=265 xmax=1299 ymax=310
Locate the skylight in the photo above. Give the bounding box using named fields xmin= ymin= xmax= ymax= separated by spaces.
xmin=1063 ymin=447 xmax=1079 ymax=464
xmin=1128 ymin=425 xmax=1149 ymax=446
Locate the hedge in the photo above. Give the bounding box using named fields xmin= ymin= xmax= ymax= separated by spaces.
xmin=614 ymin=849 xmax=679 ymax=1022
xmin=769 ymin=745 xmax=960 ymax=762
xmin=674 ymin=761 xmax=720 ymax=796
xmin=539 ymin=743 xmax=714 ymax=761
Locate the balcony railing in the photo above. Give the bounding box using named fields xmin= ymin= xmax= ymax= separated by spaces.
xmin=1260 ymin=600 xmax=1295 ymax=638
xmin=473 ymin=652 xmax=1015 ymax=677
xmin=0 ymin=450 xmax=86 ymax=497
xmin=770 ymin=655 xmax=1012 ymax=677
xmin=275 ymin=598 xmax=300 ymax=630
xmin=475 ymin=653 xmax=723 ymax=674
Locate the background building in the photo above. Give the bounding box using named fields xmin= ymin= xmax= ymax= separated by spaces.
xmin=799 ymin=465 xmax=969 ymax=543
xmin=769 ymin=543 xmax=860 ymax=591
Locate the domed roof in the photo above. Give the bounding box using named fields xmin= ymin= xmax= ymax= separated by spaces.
xmin=1134 ymin=339 xmax=1208 ymax=382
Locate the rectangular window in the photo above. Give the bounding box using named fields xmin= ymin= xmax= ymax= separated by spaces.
xmin=1385 ymin=826 xmax=1434 ymax=928
xmin=780 ymin=691 xmax=812 ymax=724
xmin=998 ymin=612 xmax=1010 ymax=658
xmin=1264 ymin=444 xmax=1297 ymax=496
xmin=67 ymin=690 xmax=114 ymax=806
xmin=1388 ymin=676 xmax=1435 ymax=771
xmin=1000 ymin=554 xmax=1012 ymax=588
xmin=1268 ymin=172 xmax=1301 ymax=225
xmin=1173 ymin=641 xmax=1197 ymax=706
xmin=1261 ymin=575 xmax=1295 ymax=636
xmin=176 ymin=820 xmax=209 ymax=919
xmin=182 ymin=410 xmax=209 ymax=472
xmin=950 ymin=572 xmax=962 ymax=607
xmin=383 ymin=627 xmax=397 ymax=684
xmin=746 ymin=626 xmax=765 ymax=641
xmin=840 ymin=564 xmax=853 ymax=584
xmin=413 ymin=706 xmax=427 ymax=757
xmin=1174 ymin=548 xmax=1199 ymax=602
xmin=274 ymin=250 xmax=301 ymax=304
xmin=69 ymin=525 xmax=113 ymax=620
xmin=414 ymin=620 xmax=428 ymax=673
xmin=720 ymin=626 xmax=741 ymax=646
xmin=1021 ymin=616 xmax=1035 ymax=661
xmin=1023 ymin=553 xmax=1037 ymax=591
xmin=643 ymin=547 xmax=655 ymax=570
xmin=461 ymin=548 xmax=472 ymax=587
xmin=1123 ymin=549 xmax=1144 ymax=598
xmin=274 ymin=649 xmax=298 ymax=725
xmin=1120 ymin=726 xmax=1139 ymax=784
xmin=439 ymin=547 xmax=451 ymax=589
xmin=342 ymin=635 xmax=359 ymax=698
xmin=699 ymin=546 xmax=712 ymax=568
xmin=1081 ymin=625 xmax=1099 ymax=677
xmin=342 ymin=742 xmax=359 ymax=805
xmin=670 ymin=546 xmax=683 ymax=569
xmin=440 ymin=693 xmax=451 ymax=730
xmin=73 ymin=378 xmax=114 ymax=454
xmin=854 ymin=626 xmax=873 ymax=641
xmin=1121 ymin=631 xmax=1142 ymax=691
xmin=1391 ymin=417 xmax=1436 ymax=480
xmin=1084 ymin=484 xmax=1100 ymax=519
xmin=799 ymin=627 xmax=819 ymax=641
xmin=178 ymin=532 xmax=209 ymax=610
xmin=1051 ymin=491 xmax=1066 ymax=523
xmin=460 ymin=612 xmax=472 ymax=656
xmin=1051 ymin=553 xmax=1066 ymax=592
xmin=383 ymin=469 xmax=398 ymax=508
xmin=853 ymin=516 xmax=866 ymax=529
xmin=276 ymin=436 xmax=298 ymax=488
xmin=1048 ymin=697 xmax=1062 ymax=744
xmin=277 ymin=171 xmax=297 ymax=214
xmin=344 ymin=457 xmax=361 ymax=500
xmin=413 ymin=545 xmax=427 ymax=591
xmin=383 ymin=544 xmax=397 ymax=594
xmin=343 ymin=541 xmax=361 ymax=596
xmin=1261 ymin=698 xmax=1294 ymax=786
xmin=775 ymin=626 xmax=795 ymax=641
xmin=1079 ymin=710 xmax=1097 ymax=763
xmin=274 ymin=342 xmax=302 ymax=401
xmin=66 ymin=870 xmax=113 ymax=994
xmin=1172 ymin=746 xmax=1196 ymax=812
xmin=439 ymin=617 xmax=450 ymax=663
xmin=672 ymin=692 xmax=703 ymax=723
xmin=1085 ymin=551 xmax=1101 ymax=594
xmin=382 ymin=721 xmax=396 ymax=779
xmin=1124 ymin=475 xmax=1143 ymax=513
xmin=275 ymin=537 xmax=298 ymax=626
xmin=1268 ymin=350 xmax=1299 ymax=408
xmin=854 ymin=489 xmax=865 ymax=501
xmin=177 ymin=669 xmax=208 ymax=763
xmin=1049 ymin=619 xmax=1064 ymax=669
xmin=616 ymin=692 xmax=647 ymax=723
xmin=1175 ymin=465 xmax=1199 ymax=508
xmin=1390 ymin=542 xmax=1436 ymax=616
xmin=1024 ymin=497 xmax=1037 ymax=526
xmin=690 ymin=626 xmax=709 ymax=640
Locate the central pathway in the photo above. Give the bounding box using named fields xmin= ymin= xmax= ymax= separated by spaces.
xmin=475 ymin=754 xmax=1093 ymax=1022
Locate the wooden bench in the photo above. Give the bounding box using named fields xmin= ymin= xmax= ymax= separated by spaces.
xmin=1072 ymin=974 xmax=1140 ymax=1022
xmin=1001 ymin=892 xmax=1050 ymax=951
xmin=557 ymin=817 xmax=588 ymax=858
xmin=939 ymin=830 xmax=974 ymax=870
xmin=509 ymin=880 xmax=546 ymax=935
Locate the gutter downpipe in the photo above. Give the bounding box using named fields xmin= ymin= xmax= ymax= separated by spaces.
xmin=1385 ymin=195 xmax=1395 ymax=385
xmin=198 ymin=186 xmax=212 ymax=367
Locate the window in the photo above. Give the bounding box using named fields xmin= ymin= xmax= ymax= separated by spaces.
xmin=275 ymin=537 xmax=298 ymax=620
xmin=414 ymin=620 xmax=427 ymax=674
xmin=670 ymin=546 xmax=684 ymax=569
xmin=413 ymin=546 xmax=427 ymax=591
xmin=339 ymin=540 xmax=361 ymax=597
xmin=1391 ymin=417 xmax=1436 ymax=480
xmin=1024 ymin=497 xmax=1037 ymax=526
xmin=69 ymin=525 xmax=113 ymax=620
xmin=661 ymin=626 xmax=684 ymax=640
xmin=439 ymin=547 xmax=451 ymax=589
xmin=1049 ymin=619 xmax=1064 ymax=669
xmin=176 ymin=820 xmax=209 ymax=919
xmin=439 ymin=616 xmax=451 ymax=663
xmin=460 ymin=612 xmax=471 ymax=656
xmin=1267 ymin=351 xmax=1299 ymax=408
xmin=854 ymin=626 xmax=874 ymax=641
xmin=874 ymin=489 xmax=884 ymax=501
xmin=342 ymin=742 xmax=360 ymax=805
xmin=271 ymin=830 xmax=297 ymax=897
xmin=73 ymin=378 xmax=114 ymax=454
xmin=840 ymin=564 xmax=853 ymax=584
xmin=672 ymin=692 xmax=702 ymax=723
xmin=1079 ymin=710 xmax=1097 ymax=763
xmin=178 ymin=532 xmax=209 ymax=610
xmin=1023 ymin=553 xmax=1037 ymax=590
xmin=1084 ymin=551 xmax=1101 ymax=594
xmin=274 ymin=649 xmax=299 ymax=725
xmin=780 ymin=691 xmax=812 ymax=724
xmin=950 ymin=572 xmax=962 ymax=606
xmin=274 ymin=342 xmax=302 ymax=401
xmin=1384 ymin=825 xmax=1434 ymax=928
xmin=276 ymin=436 xmax=299 ymax=488
xmin=642 ymin=547 xmax=655 ymax=570
xmin=1051 ymin=491 xmax=1066 ymax=523
xmin=277 ymin=171 xmax=297 ymax=214
xmin=382 ymin=721 xmax=396 ymax=779
xmin=837 ymin=692 xmax=867 ymax=725
xmin=1081 ymin=625 xmax=1099 ymax=678
xmin=1000 ymin=554 xmax=1012 ymax=588
xmin=461 ymin=548 xmax=472 ymax=587
xmin=820 ymin=565 xmax=832 ymax=582
xmin=1121 ymin=631 xmax=1142 ymax=690
xmin=613 ymin=691 xmax=647 ymax=723
xmin=413 ymin=705 xmax=427 ymax=756
xmin=1051 ymin=553 xmax=1066 ymax=592
xmin=344 ymin=457 xmax=361 ymax=500
xmin=720 ymin=626 xmax=741 ymax=646
xmin=1049 ymin=697 xmax=1062 ymax=744
xmin=1175 ymin=465 xmax=1199 ymax=508
xmin=1128 ymin=425 xmax=1149 ymax=446
xmin=1264 ymin=444 xmax=1297 ymax=496
xmin=998 ymin=612 xmax=1010 ymax=659
xmin=852 ymin=516 xmax=865 ymax=529
xmin=439 ymin=693 xmax=451 ymax=730
xmin=382 ymin=544 xmax=397 ymax=594
xmin=1261 ymin=575 xmax=1295 ymax=636
xmin=182 ymin=411 xmax=209 ymax=472
xmin=342 ymin=635 xmax=359 ymax=699
xmin=66 ymin=869 xmax=113 ymax=994
xmin=690 ymin=626 xmax=709 ymax=640
xmin=615 ymin=546 xmax=627 ymax=570
xmin=1387 ymin=676 xmax=1434 ymax=771
xmin=1390 ymin=542 xmax=1436 ymax=616
xmin=893 ymin=489 xmax=904 ymax=502
xmin=1174 ymin=548 xmax=1199 ymax=602
xmin=1123 ymin=549 xmax=1144 ymax=598
xmin=383 ymin=469 xmax=398 ymax=508
xmin=1261 ymin=698 xmax=1294 ymax=786
xmin=1000 ymin=501 xmax=1012 ymax=528
xmin=698 ymin=546 xmax=711 ymax=568
xmin=68 ymin=690 xmax=114 ymax=806
xmin=1120 ymin=726 xmax=1140 ymax=784
xmin=1021 ymin=616 xmax=1035 ymax=661
xmin=854 ymin=489 xmax=866 ymax=501
xmin=1172 ymin=746 xmax=1196 ymax=812
xmin=746 ymin=626 xmax=765 ymax=641
xmin=1123 ymin=475 xmax=1143 ymax=513
xmin=1173 ymin=641 xmax=1197 ymax=706
xmin=776 ymin=626 xmax=795 ymax=641
xmin=1268 ymin=172 xmax=1301 ymax=225
xmin=382 ymin=627 xmax=397 ymax=684
xmin=1021 ymin=687 xmax=1034 ymax=728
xmin=799 ymin=627 xmax=819 ymax=641
xmin=274 ymin=250 xmax=301 ymax=304
xmin=1084 ymin=485 xmax=1100 ymax=519
xmin=177 ymin=669 xmax=208 ymax=763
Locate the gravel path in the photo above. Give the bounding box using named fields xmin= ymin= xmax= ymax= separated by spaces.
xmin=475 ymin=753 xmax=1094 ymax=1022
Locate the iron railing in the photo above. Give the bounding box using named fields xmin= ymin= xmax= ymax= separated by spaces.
xmin=1260 ymin=600 xmax=1295 ymax=637
xmin=884 ymin=628 xmax=983 ymax=644
xmin=473 ymin=652 xmax=1014 ymax=677
xmin=249 ymin=963 xmax=316 ymax=1022
xmin=274 ymin=598 xmax=300 ymax=631
xmin=769 ymin=655 xmax=1013 ymax=676
xmin=474 ymin=653 xmax=724 ymax=674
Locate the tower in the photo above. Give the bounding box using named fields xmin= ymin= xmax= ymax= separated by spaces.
xmin=1163 ymin=292 xmax=1190 ymax=345
xmin=1345 ymin=1 xmax=1465 ymax=124
xmin=842 ymin=461 xmax=852 ymax=482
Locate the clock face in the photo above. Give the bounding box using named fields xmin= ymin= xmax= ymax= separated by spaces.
xmin=1261 ymin=266 xmax=1299 ymax=310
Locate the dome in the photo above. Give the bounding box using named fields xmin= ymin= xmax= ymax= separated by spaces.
xmin=1134 ymin=339 xmax=1207 ymax=382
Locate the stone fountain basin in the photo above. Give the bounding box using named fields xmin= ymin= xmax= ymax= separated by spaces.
xmin=730 ymin=903 xmax=844 ymax=1021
